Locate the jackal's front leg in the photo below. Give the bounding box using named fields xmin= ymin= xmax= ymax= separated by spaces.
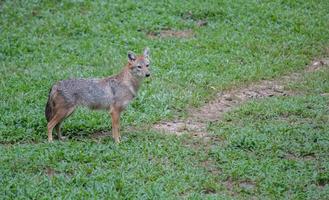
xmin=110 ymin=108 xmax=121 ymax=143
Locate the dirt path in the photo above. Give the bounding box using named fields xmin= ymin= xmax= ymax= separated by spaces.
xmin=153 ymin=59 xmax=329 ymax=137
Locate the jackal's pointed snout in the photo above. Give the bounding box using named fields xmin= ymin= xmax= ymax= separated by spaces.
xmin=145 ymin=73 xmax=150 ymax=77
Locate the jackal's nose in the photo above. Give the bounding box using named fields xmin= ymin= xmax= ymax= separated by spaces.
xmin=145 ymin=73 xmax=150 ymax=77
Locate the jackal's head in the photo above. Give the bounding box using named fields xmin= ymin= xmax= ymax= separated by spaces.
xmin=127 ymin=48 xmax=151 ymax=78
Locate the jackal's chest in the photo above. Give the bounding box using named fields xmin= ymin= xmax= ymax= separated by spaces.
xmin=111 ymin=87 xmax=135 ymax=109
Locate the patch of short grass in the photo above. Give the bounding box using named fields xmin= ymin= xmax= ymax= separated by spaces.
xmin=208 ymin=67 xmax=329 ymax=199
xmin=1 ymin=0 xmax=329 ymax=142
xmin=1 ymin=0 xmax=329 ymax=199
xmin=0 ymin=132 xmax=224 ymax=199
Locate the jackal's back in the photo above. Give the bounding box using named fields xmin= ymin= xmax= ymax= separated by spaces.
xmin=54 ymin=78 xmax=116 ymax=109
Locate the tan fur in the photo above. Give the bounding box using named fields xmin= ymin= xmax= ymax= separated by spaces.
xmin=45 ymin=48 xmax=151 ymax=143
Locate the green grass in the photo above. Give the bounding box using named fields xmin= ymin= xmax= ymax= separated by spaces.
xmin=207 ymin=67 xmax=329 ymax=199
xmin=1 ymin=0 xmax=329 ymax=199
xmin=1 ymin=134 xmax=218 ymax=199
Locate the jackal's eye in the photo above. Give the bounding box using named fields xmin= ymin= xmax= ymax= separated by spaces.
xmin=137 ymin=65 xmax=142 ymax=69
xmin=146 ymin=64 xmax=149 ymax=68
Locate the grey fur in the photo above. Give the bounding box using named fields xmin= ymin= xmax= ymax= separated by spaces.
xmin=50 ymin=77 xmax=135 ymax=110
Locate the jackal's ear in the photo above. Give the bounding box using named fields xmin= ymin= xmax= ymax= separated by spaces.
xmin=143 ymin=47 xmax=150 ymax=58
xmin=128 ymin=51 xmax=136 ymax=63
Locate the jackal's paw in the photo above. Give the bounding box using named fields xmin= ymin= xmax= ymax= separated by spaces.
xmin=114 ymin=137 xmax=121 ymax=144
xmin=48 ymin=138 xmax=53 ymax=143
xmin=58 ymin=136 xmax=67 ymax=141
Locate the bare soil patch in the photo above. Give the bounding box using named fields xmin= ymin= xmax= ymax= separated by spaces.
xmin=147 ymin=29 xmax=193 ymax=39
xmin=153 ymin=59 xmax=329 ymax=137
xmin=90 ymin=131 xmax=111 ymax=139
xmin=45 ymin=166 xmax=56 ymax=177
xmin=223 ymin=177 xmax=236 ymax=196
xmin=239 ymin=180 xmax=256 ymax=191
xmin=284 ymin=152 xmax=316 ymax=161
xmin=181 ymin=11 xmax=210 ymax=27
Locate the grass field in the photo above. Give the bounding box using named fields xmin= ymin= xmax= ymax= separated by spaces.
xmin=1 ymin=0 xmax=329 ymax=199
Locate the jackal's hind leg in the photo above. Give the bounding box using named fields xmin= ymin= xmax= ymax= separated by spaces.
xmin=47 ymin=114 xmax=63 ymax=142
xmin=47 ymin=106 xmax=75 ymax=142
xmin=55 ymin=123 xmax=66 ymax=140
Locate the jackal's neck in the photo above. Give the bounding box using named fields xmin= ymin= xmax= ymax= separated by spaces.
xmin=117 ymin=65 xmax=142 ymax=96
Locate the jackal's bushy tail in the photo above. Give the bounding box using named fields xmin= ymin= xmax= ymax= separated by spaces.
xmin=45 ymin=87 xmax=55 ymax=122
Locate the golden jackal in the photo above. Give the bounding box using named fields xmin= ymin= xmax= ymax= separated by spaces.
xmin=45 ymin=48 xmax=151 ymax=143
